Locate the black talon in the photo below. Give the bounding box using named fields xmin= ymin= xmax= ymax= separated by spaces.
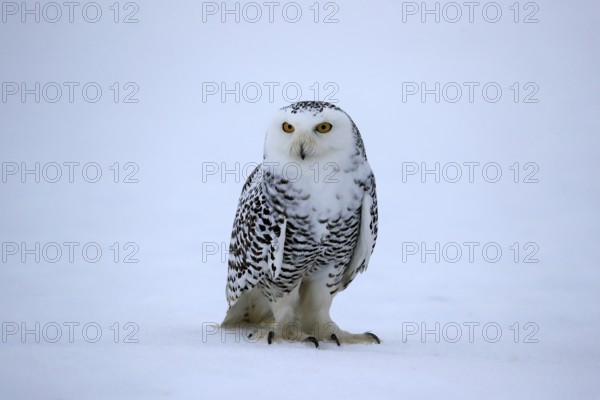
xmin=304 ymin=336 xmax=319 ymax=348
xmin=330 ymin=333 xmax=341 ymax=346
xmin=365 ymin=332 xmax=381 ymax=344
xmin=267 ymin=331 xmax=274 ymax=344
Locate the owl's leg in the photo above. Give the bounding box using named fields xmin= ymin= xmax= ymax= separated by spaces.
xmin=257 ymin=285 xmax=320 ymax=347
xmin=298 ymin=272 xmax=380 ymax=345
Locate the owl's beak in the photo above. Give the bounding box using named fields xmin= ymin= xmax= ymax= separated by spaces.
xmin=292 ymin=134 xmax=315 ymax=160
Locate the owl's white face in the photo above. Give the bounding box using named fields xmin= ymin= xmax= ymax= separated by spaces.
xmin=264 ymin=104 xmax=357 ymax=164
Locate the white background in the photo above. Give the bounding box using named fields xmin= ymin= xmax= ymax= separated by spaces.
xmin=1 ymin=1 xmax=599 ymax=399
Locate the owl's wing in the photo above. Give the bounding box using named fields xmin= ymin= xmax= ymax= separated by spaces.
xmin=341 ymin=173 xmax=378 ymax=289
xmin=226 ymin=165 xmax=286 ymax=307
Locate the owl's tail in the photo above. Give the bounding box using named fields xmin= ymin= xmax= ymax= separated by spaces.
xmin=221 ymin=288 xmax=274 ymax=328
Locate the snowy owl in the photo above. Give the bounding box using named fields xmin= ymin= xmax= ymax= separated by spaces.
xmin=222 ymin=101 xmax=379 ymax=347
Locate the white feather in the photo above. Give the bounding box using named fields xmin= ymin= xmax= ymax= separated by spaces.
xmin=348 ymin=193 xmax=374 ymax=273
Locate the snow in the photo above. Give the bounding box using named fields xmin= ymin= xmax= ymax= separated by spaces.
xmin=1 ymin=1 xmax=599 ymax=398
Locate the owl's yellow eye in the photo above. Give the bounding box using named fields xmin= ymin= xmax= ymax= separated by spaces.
xmin=282 ymin=122 xmax=295 ymax=133
xmin=315 ymin=122 xmax=332 ymax=133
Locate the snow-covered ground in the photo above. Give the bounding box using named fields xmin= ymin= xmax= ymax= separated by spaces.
xmin=1 ymin=1 xmax=599 ymax=398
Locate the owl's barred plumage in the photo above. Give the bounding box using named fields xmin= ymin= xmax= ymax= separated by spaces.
xmin=222 ymin=101 xmax=380 ymax=346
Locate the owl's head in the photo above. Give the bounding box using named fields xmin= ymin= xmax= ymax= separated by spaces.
xmin=264 ymin=101 xmax=364 ymax=164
